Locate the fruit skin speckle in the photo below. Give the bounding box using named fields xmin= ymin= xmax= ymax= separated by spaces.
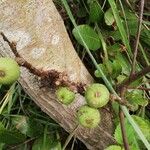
xmin=56 ymin=87 xmax=75 ymax=105
xmin=85 ymin=83 xmax=110 ymax=108
xmin=0 ymin=57 xmax=20 ymax=85
xmin=77 ymin=105 xmax=101 ymax=128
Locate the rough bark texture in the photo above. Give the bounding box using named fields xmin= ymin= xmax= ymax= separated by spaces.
xmin=0 ymin=0 xmax=115 ymax=149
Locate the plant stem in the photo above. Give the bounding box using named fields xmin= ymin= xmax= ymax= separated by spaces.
xmin=130 ymin=0 xmax=145 ymax=75
xmin=119 ymin=108 xmax=130 ymax=150
xmin=119 ymin=87 xmax=130 ymax=150
xmin=119 ymin=65 xmax=150 ymax=89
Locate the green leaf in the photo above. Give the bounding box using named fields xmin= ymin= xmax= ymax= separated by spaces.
xmin=105 ymin=60 xmax=113 ymax=75
xmin=11 ymin=115 xmax=44 ymax=137
xmin=107 ymin=43 xmax=121 ymax=58
xmin=132 ymin=116 xmax=150 ymax=141
xmin=94 ymin=63 xmax=109 ymax=78
xmin=108 ymin=0 xmax=132 ymax=56
xmin=95 ymin=59 xmax=122 ymax=79
xmin=114 ymin=116 xmax=150 ymax=147
xmin=72 ymin=25 xmax=101 ymax=51
xmin=111 ymin=60 xmax=122 ymax=78
xmin=115 ymin=53 xmax=131 ymax=75
xmin=114 ymin=119 xmax=137 ymax=145
xmin=104 ymin=8 xmax=115 ymax=26
xmin=116 ymin=75 xmax=126 ymax=84
xmin=32 ymin=135 xmax=61 ymax=150
xmin=104 ymin=145 xmax=122 ymax=150
xmin=0 ymin=122 xmax=25 ymax=145
xmin=89 ymin=0 xmax=103 ymax=22
xmin=129 ymin=78 xmax=143 ymax=87
xmin=126 ymin=90 xmax=148 ymax=107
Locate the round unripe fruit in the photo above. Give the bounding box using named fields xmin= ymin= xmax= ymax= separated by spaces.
xmin=56 ymin=87 xmax=75 ymax=105
xmin=77 ymin=105 xmax=100 ymax=128
xmin=0 ymin=57 xmax=20 ymax=85
xmin=85 ymin=83 xmax=110 ymax=108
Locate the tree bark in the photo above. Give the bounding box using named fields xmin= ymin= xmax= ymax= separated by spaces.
xmin=0 ymin=0 xmax=115 ymax=149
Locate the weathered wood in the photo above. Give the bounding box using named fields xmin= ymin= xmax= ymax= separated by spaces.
xmin=0 ymin=0 xmax=115 ymax=149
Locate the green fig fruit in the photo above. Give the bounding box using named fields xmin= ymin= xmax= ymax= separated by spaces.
xmin=77 ymin=105 xmax=100 ymax=128
xmin=85 ymin=83 xmax=110 ymax=108
xmin=56 ymin=87 xmax=75 ymax=105
xmin=0 ymin=57 xmax=20 ymax=85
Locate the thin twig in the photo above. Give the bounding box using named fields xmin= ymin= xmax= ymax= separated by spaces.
xmin=110 ymin=94 xmax=133 ymax=109
xmin=119 ymin=108 xmax=130 ymax=150
xmin=119 ymin=87 xmax=130 ymax=150
xmin=130 ymin=0 xmax=145 ymax=76
xmin=8 ymin=137 xmax=36 ymax=150
xmin=0 ymin=32 xmax=42 ymax=76
xmin=62 ymin=125 xmax=79 ymax=150
xmin=118 ymin=65 xmax=150 ymax=90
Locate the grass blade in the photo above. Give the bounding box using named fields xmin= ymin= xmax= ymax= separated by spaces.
xmin=108 ymin=0 xmax=132 ymax=59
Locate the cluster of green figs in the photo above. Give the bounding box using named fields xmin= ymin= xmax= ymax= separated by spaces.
xmin=56 ymin=82 xmax=110 ymax=128
xmin=0 ymin=57 xmax=110 ymax=129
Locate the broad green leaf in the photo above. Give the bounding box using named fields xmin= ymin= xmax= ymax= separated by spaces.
xmin=126 ymin=90 xmax=148 ymax=107
xmin=132 ymin=116 xmax=150 ymax=141
xmin=104 ymin=8 xmax=115 ymax=26
xmin=95 ymin=59 xmax=122 ymax=79
xmin=114 ymin=119 xmax=136 ymax=145
xmin=115 ymin=53 xmax=131 ymax=75
xmin=11 ymin=115 xmax=44 ymax=137
xmin=94 ymin=63 xmax=109 ymax=78
xmin=104 ymin=145 xmax=122 ymax=150
xmin=116 ymin=75 xmax=126 ymax=84
xmin=111 ymin=60 xmax=122 ymax=78
xmin=114 ymin=116 xmax=150 ymax=147
xmin=72 ymin=25 xmax=101 ymax=51
xmin=105 ymin=60 xmax=113 ymax=75
xmin=89 ymin=0 xmax=103 ymax=22
xmin=95 ymin=60 xmax=112 ymax=78
xmin=0 ymin=122 xmax=25 ymax=145
xmin=129 ymin=78 xmax=143 ymax=87
xmin=107 ymin=43 xmax=121 ymax=58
